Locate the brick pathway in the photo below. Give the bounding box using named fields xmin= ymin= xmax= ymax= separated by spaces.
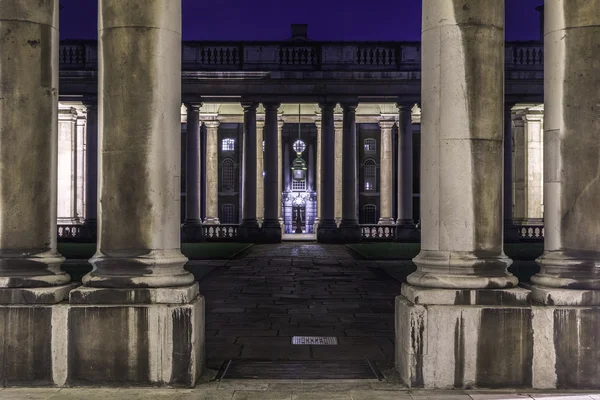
xmin=198 ymin=244 xmax=402 ymax=371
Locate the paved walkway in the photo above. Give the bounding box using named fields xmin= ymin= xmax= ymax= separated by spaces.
xmin=2 ymin=386 xmax=599 ymax=399
xmin=198 ymin=244 xmax=401 ymax=371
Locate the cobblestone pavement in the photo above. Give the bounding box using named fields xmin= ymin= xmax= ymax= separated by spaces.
xmin=2 ymin=387 xmax=599 ymax=399
xmin=198 ymin=244 xmax=402 ymax=371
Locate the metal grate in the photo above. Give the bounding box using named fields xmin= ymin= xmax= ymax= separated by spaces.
xmin=292 ymin=336 xmax=338 ymax=345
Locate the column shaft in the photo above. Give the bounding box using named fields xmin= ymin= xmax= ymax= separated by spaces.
xmin=334 ymin=118 xmax=343 ymax=223
xmin=503 ymin=103 xmax=514 ymax=228
xmin=84 ymin=99 xmax=98 ymax=234
xmin=410 ymin=0 xmax=516 ymax=289
xmin=57 ymin=107 xmax=79 ymax=224
xmin=315 ymin=120 xmax=321 ymax=227
xmin=256 ymin=118 xmax=265 ymax=224
xmin=278 ymin=120 xmax=284 ymax=223
xmin=84 ymin=0 xmax=192 ymax=288
xmin=241 ymin=102 xmax=259 ymax=229
xmin=0 ymin=0 xmax=67 ymax=288
xmin=317 ymin=103 xmax=337 ymax=241
xmin=533 ymin=0 xmax=600 ymax=293
xmin=340 ymin=103 xmax=359 ymax=226
xmin=204 ymin=120 xmax=220 ymax=224
xmin=378 ymin=120 xmax=395 ymax=225
xmin=263 ymin=103 xmax=282 ymax=240
xmin=182 ymin=103 xmax=203 ymax=241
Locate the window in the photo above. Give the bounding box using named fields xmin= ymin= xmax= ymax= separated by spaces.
xmin=292 ymin=179 xmax=306 ymax=191
xmin=364 ymin=204 xmax=377 ymax=224
xmin=221 ymin=158 xmax=235 ymax=192
xmin=221 ymin=204 xmax=235 ymax=224
xmin=364 ymin=138 xmax=376 ymax=153
xmin=222 ymin=138 xmax=235 ymax=152
xmin=364 ymin=159 xmax=376 ymax=191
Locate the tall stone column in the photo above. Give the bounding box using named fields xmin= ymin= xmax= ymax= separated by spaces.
xmin=278 ymin=119 xmax=284 ymax=225
xmin=316 ymin=103 xmax=338 ymax=242
xmin=262 ymin=103 xmax=282 ymax=242
xmin=395 ymin=2 xmax=533 ymax=389
xmin=528 ymin=0 xmax=600 ymax=389
xmin=57 ymin=107 xmax=80 ymax=224
xmin=333 ymin=116 xmax=343 ymax=224
xmin=503 ymin=103 xmax=517 ymax=242
xmin=395 ymin=104 xmax=418 ymax=240
xmin=182 ymin=103 xmax=204 ymax=241
xmin=204 ymin=120 xmax=220 ymax=225
xmin=69 ymin=0 xmax=203 ymax=386
xmin=532 ymin=1 xmax=600 ymax=296
xmin=314 ymin=118 xmax=321 ymax=230
xmin=378 ymin=120 xmax=395 ymax=225
xmin=83 ymin=97 xmax=98 ymax=240
xmin=239 ymin=102 xmax=260 ymax=240
xmin=339 ymin=102 xmax=361 ymax=242
xmin=0 ymin=0 xmax=69 ymax=291
xmin=256 ymin=116 xmax=265 ymax=225
xmin=512 ymin=105 xmax=544 ymax=227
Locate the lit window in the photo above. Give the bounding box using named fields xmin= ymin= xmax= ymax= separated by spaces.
xmin=292 ymin=179 xmax=306 ymax=191
xmin=364 ymin=204 xmax=377 ymax=224
xmin=221 ymin=158 xmax=235 ymax=192
xmin=221 ymin=204 xmax=235 ymax=224
xmin=222 ymin=138 xmax=235 ymax=152
xmin=364 ymin=138 xmax=376 ymax=153
xmin=364 ymin=159 xmax=376 ymax=191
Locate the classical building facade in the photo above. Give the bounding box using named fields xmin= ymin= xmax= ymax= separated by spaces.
xmin=0 ymin=0 xmax=598 ymax=390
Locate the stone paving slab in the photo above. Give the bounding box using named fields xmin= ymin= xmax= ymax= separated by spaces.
xmin=2 ymin=387 xmax=600 ymax=400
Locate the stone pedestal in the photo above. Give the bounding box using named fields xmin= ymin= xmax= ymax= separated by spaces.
xmin=396 ymin=284 xmax=533 ymax=389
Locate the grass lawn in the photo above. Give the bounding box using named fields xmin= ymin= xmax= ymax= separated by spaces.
xmin=57 ymin=242 xmax=253 ymax=260
xmin=347 ymin=242 xmax=544 ymax=261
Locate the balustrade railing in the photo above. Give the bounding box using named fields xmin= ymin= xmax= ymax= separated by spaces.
xmin=57 ymin=224 xmax=96 ymax=242
xmin=516 ymin=225 xmax=544 ymax=241
xmin=60 ymin=40 xmax=542 ymax=73
xmin=359 ymin=225 xmax=396 ymax=241
xmin=203 ymin=224 xmax=240 ymax=241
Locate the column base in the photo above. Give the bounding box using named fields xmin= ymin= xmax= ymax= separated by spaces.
xmin=395 ymin=220 xmax=420 ymax=242
xmin=260 ymin=220 xmax=282 ymax=244
xmin=0 ymin=283 xmax=79 ymax=304
xmin=533 ymin=250 xmax=600 ymax=290
xmin=378 ymin=217 xmax=395 ymax=225
xmin=338 ymin=224 xmax=361 ymax=243
xmin=316 ymin=220 xmax=339 ymax=244
xmin=396 ymin=284 xmax=532 ymax=389
xmin=410 ymin=250 xmax=518 ymax=289
xmin=203 ymin=217 xmax=220 ymax=225
xmin=181 ymin=220 xmax=205 ymax=243
xmin=237 ymin=222 xmax=261 ymax=243
xmin=0 ymin=251 xmax=69 ymax=288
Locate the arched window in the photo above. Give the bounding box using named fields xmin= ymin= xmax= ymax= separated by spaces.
xmin=364 ymin=204 xmax=377 ymax=224
xmin=364 ymin=138 xmax=376 ymax=154
xmin=221 ymin=158 xmax=235 ymax=192
xmin=222 ymin=138 xmax=235 ymax=152
xmin=364 ymin=159 xmax=376 ymax=191
xmin=221 ymin=204 xmax=235 ymax=224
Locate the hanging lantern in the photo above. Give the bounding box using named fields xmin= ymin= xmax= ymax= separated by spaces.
xmin=291 ymin=153 xmax=307 ymax=180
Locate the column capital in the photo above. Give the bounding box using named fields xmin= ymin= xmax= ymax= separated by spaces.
xmin=202 ymin=120 xmax=220 ymax=129
xmin=378 ymin=119 xmax=396 ymax=130
xmin=396 ymin=102 xmax=414 ymax=111
xmin=340 ymin=102 xmax=358 ymax=111
xmin=241 ymin=102 xmax=259 ymax=111
xmin=318 ymin=102 xmax=336 ymax=112
xmin=185 ymin=102 xmax=202 ymax=112
xmin=263 ymin=102 xmax=280 ymax=111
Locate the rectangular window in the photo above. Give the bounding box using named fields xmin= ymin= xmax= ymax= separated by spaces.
xmin=222 ymin=138 xmax=235 ymax=152
xmin=292 ymin=179 xmax=306 ymax=191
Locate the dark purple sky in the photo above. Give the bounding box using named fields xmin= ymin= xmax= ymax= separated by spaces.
xmin=59 ymin=0 xmax=543 ymax=42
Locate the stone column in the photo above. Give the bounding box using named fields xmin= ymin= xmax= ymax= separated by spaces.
xmin=339 ymin=102 xmax=361 ymax=242
xmin=395 ymin=104 xmax=418 ymax=241
xmin=378 ymin=120 xmax=395 ymax=225
xmin=395 ymin=2 xmax=532 ymax=389
xmin=239 ymin=102 xmax=260 ymax=240
xmin=75 ymin=110 xmax=86 ymax=222
xmin=410 ymin=1 xmax=515 ymax=290
xmin=533 ymin=1 xmax=600 ymax=297
xmin=503 ymin=103 xmax=517 ymax=242
xmin=70 ymin=1 xmax=203 ymax=386
xmin=256 ymin=116 xmax=265 ymax=225
xmin=278 ymin=119 xmax=284 ymax=225
xmin=57 ymin=107 xmax=80 ymax=224
xmin=334 ymin=116 xmax=343 ymax=224
xmin=0 ymin=0 xmax=68 ymax=291
xmin=528 ymin=1 xmax=600 ymax=389
xmin=513 ymin=105 xmax=544 ymax=227
xmin=182 ymin=103 xmax=204 ymax=241
xmin=204 ymin=120 xmax=220 ymax=225
xmin=83 ymin=98 xmax=98 ymax=240
xmin=83 ymin=0 xmax=193 ymax=288
xmin=316 ymin=103 xmax=338 ymax=242
xmin=262 ymin=103 xmax=282 ymax=242
xmin=313 ymin=118 xmax=321 ymax=230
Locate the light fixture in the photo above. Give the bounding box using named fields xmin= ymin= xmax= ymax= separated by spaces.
xmin=291 ymin=104 xmax=307 ymax=181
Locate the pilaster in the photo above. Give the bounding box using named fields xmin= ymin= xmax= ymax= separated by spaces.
xmin=378 ymin=119 xmax=395 ymax=225
xmin=203 ymin=119 xmax=221 ymax=225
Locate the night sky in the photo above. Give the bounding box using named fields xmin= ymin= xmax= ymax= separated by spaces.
xmin=59 ymin=0 xmax=543 ymax=42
